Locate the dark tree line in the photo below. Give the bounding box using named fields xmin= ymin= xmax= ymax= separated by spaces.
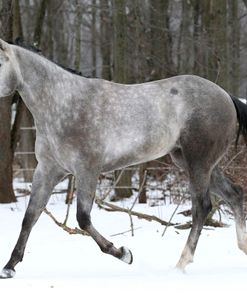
xmin=0 ymin=0 xmax=247 ymax=203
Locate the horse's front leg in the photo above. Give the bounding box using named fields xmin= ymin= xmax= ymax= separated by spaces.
xmin=76 ymin=175 xmax=133 ymax=264
xmin=0 ymin=162 xmax=65 ymax=279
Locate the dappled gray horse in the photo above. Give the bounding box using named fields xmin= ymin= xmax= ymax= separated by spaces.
xmin=0 ymin=39 xmax=247 ymax=278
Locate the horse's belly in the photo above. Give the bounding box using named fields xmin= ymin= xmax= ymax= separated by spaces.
xmin=102 ymin=128 xmax=178 ymax=172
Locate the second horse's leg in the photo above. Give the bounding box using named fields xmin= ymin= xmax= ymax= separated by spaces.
xmin=211 ymin=167 xmax=247 ymax=254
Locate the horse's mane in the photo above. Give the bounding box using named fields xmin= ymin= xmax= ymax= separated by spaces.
xmin=9 ymin=37 xmax=84 ymax=77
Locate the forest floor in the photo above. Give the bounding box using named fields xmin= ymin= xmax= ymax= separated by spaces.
xmin=1 ymin=179 xmax=247 ymax=301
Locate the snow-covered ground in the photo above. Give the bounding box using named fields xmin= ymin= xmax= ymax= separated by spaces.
xmin=1 ymin=180 xmax=247 ymax=301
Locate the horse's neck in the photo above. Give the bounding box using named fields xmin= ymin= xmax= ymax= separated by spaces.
xmin=14 ymin=46 xmax=75 ymax=117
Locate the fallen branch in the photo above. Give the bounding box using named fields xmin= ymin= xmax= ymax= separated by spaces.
xmin=95 ymin=198 xmax=176 ymax=227
xmin=110 ymin=227 xmax=142 ymax=237
xmin=43 ymin=208 xmax=88 ymax=236
xmin=175 ymin=219 xmax=228 ymax=230
xmin=43 ymin=199 xmax=175 ymax=239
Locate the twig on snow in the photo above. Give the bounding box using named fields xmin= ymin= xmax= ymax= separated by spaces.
xmin=43 ymin=208 xmax=88 ymax=236
xmin=162 ymin=202 xmax=181 ymax=237
xmin=95 ymin=199 xmax=176 ymax=227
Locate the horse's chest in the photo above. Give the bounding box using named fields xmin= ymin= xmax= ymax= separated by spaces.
xmin=38 ymin=124 xmax=75 ymax=165
xmin=40 ymin=120 xmax=100 ymax=171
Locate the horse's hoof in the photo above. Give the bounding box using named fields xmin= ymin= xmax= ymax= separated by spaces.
xmin=175 ymin=264 xmax=187 ymax=274
xmin=120 ymin=246 xmax=133 ymax=264
xmin=238 ymin=243 xmax=247 ymax=255
xmin=0 ymin=268 xmax=16 ymax=279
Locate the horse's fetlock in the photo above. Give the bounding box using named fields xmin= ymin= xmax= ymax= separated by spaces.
xmin=100 ymin=242 xmax=113 ymax=254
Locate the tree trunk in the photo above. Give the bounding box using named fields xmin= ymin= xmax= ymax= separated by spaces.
xmin=212 ymin=0 xmax=227 ymax=88
xmin=192 ymin=0 xmax=203 ymax=76
xmin=12 ymin=0 xmax=23 ymax=39
xmin=74 ymin=0 xmax=82 ymax=71
xmin=130 ymin=0 xmax=145 ymax=83
xmin=112 ymin=0 xmax=132 ymax=200
xmin=0 ymin=97 xmax=16 ymax=203
xmin=139 ymin=164 xmax=147 ymax=204
xmin=100 ymin=0 xmax=112 ymax=80
xmin=228 ymin=0 xmax=240 ymax=95
xmin=149 ymin=0 xmax=174 ymax=80
xmin=10 ymin=0 xmax=23 ymax=157
xmin=33 ymin=0 xmax=49 ymax=46
xmin=202 ymin=0 xmax=228 ymax=88
xmin=178 ymin=0 xmax=193 ymax=74
xmin=112 ymin=0 xmax=127 ymax=83
xmin=0 ymin=0 xmax=16 ymax=203
xmin=46 ymin=0 xmax=54 ymax=59
xmin=91 ymin=0 xmax=97 ymax=77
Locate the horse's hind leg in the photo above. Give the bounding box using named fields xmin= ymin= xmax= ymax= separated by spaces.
xmin=210 ymin=167 xmax=247 ymax=254
xmin=76 ymin=175 xmax=133 ymax=264
xmin=176 ymin=168 xmax=212 ymax=270
xmin=171 ymin=148 xmax=212 ymax=269
xmin=0 ymin=162 xmax=65 ymax=279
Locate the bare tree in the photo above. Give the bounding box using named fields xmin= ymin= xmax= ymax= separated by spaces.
xmin=74 ymin=0 xmax=83 ymax=71
xmin=201 ymin=0 xmax=228 ymax=87
xmin=0 ymin=0 xmax=16 ymax=203
xmin=100 ymin=0 xmax=112 ymax=80
xmin=91 ymin=0 xmax=97 ymax=77
xmin=228 ymin=0 xmax=240 ymax=95
xmin=149 ymin=0 xmax=174 ymax=79
xmin=192 ymin=0 xmax=203 ymax=75
xmin=178 ymin=0 xmax=193 ymax=74
xmin=112 ymin=0 xmax=132 ymax=199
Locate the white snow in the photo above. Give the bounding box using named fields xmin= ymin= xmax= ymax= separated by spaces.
xmin=1 ymin=181 xmax=247 ymax=302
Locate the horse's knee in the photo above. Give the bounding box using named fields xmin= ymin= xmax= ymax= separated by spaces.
xmin=76 ymin=210 xmax=91 ymax=230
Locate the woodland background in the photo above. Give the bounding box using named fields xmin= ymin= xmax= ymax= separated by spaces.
xmin=0 ymin=0 xmax=247 ymax=206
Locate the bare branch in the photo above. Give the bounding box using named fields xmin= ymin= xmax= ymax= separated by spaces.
xmin=43 ymin=208 xmax=88 ymax=236
xmin=95 ymin=198 xmax=176 ymax=227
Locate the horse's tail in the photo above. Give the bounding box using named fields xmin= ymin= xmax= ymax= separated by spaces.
xmin=230 ymin=95 xmax=247 ymax=145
